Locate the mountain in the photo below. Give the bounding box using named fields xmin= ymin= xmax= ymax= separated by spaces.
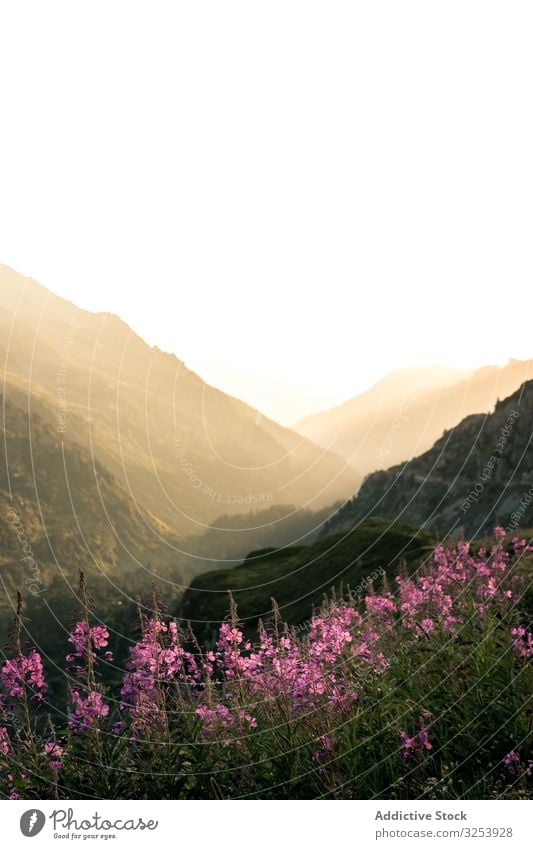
xmin=182 ymin=502 xmax=337 ymax=566
xmin=0 ymin=388 xmax=348 ymax=694
xmin=0 ymin=391 xmax=202 ymax=688
xmin=179 ymin=518 xmax=433 ymax=641
xmin=321 ymin=381 xmax=533 ymax=540
xmin=0 ymin=264 xmax=359 ymax=538
xmin=0 ymin=392 xmax=190 ymax=592
xmin=295 ymin=361 xmax=533 ymax=476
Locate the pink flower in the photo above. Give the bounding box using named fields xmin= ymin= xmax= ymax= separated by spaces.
xmin=503 ymin=751 xmax=521 ymax=776
xmin=91 ymin=626 xmax=110 ymax=650
xmin=365 ymin=595 xmax=396 ymax=619
xmin=418 ymin=729 xmax=432 ymax=750
xmin=511 ymin=627 xmax=533 ymax=658
xmin=120 ymin=619 xmax=199 ymax=730
xmin=1 ymin=649 xmax=47 ymax=701
xmin=321 ymin=735 xmax=335 ymax=752
xmin=494 ymin=526 xmax=506 ymax=543
xmin=237 ymin=709 xmax=257 ymax=729
xmin=44 ymin=741 xmax=64 ymax=770
xmin=67 ymin=622 xmax=112 ymax=661
xmin=314 ymin=735 xmax=335 ymax=766
xmin=0 ymin=726 xmax=10 ymax=756
xmin=67 ymin=621 xmax=90 ymax=658
xmin=69 ymin=689 xmax=109 ymax=733
xmin=399 ymin=719 xmax=433 ymax=759
xmin=195 ymin=703 xmax=256 ymax=743
xmin=399 ymin=731 xmax=417 ymax=758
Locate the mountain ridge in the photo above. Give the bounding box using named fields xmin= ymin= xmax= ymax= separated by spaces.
xmin=180 ymin=518 xmax=434 ymax=639
xmin=0 ymin=263 xmax=359 ymax=538
xmin=321 ymin=380 xmax=533 ymax=539
xmin=294 ymin=359 xmax=533 ymax=476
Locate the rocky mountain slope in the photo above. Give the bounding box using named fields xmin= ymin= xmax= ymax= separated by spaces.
xmin=295 ymin=361 xmax=533 ymax=476
xmin=322 ymin=381 xmax=533 ymax=539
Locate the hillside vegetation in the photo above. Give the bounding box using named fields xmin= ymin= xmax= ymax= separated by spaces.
xmin=180 ymin=518 xmax=434 ymax=640
xmin=1 ymin=529 xmax=531 ymax=800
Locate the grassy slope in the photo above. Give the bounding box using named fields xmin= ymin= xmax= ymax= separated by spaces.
xmin=180 ymin=518 xmax=434 ymax=637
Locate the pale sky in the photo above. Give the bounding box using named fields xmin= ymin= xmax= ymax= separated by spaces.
xmin=1 ymin=2 xmax=532 ymax=424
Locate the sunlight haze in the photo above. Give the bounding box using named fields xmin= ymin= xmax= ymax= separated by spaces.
xmin=1 ymin=2 xmax=532 ymax=423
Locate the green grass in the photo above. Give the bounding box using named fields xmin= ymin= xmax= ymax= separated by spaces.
xmin=179 ymin=518 xmax=434 ymax=636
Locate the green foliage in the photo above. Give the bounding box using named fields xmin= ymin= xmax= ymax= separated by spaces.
xmin=180 ymin=518 xmax=433 ymax=639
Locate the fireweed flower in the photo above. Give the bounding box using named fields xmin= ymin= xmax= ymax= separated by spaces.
xmin=66 ymin=621 xmax=90 ymax=660
xmin=120 ymin=619 xmax=199 ymax=730
xmin=4 ymin=526 xmax=529 ymax=792
xmin=91 ymin=626 xmax=110 ymax=649
xmin=243 ymin=605 xmax=365 ymax=709
xmin=493 ymin=526 xmax=506 ymax=543
xmin=44 ymin=741 xmax=64 ymax=770
xmin=195 ymin=703 xmax=257 ymax=744
xmin=314 ymin=734 xmax=335 ymax=761
xmin=394 ymin=528 xmax=516 ymax=635
xmin=399 ymin=717 xmax=433 ymax=759
xmin=510 ymin=627 xmax=533 ymax=658
xmin=399 ymin=731 xmax=417 ymax=759
xmin=418 ymin=729 xmax=432 ymax=750
xmin=0 ymin=726 xmax=10 ymax=756
xmin=66 ymin=619 xmax=113 ymax=734
xmin=365 ymin=595 xmax=396 ymax=621
xmin=68 ymin=689 xmax=109 ymax=733
xmin=502 ymin=751 xmax=533 ymax=778
xmin=191 ymin=528 xmax=519 ymax=745
xmin=194 ymin=605 xmax=365 ymax=728
xmin=66 ymin=621 xmax=112 ymax=663
xmin=513 ymin=537 xmax=527 ymax=555
xmin=215 ymin=622 xmax=253 ymax=679
xmin=0 ymin=649 xmax=47 ymax=701
xmin=503 ymin=751 xmax=521 ymax=776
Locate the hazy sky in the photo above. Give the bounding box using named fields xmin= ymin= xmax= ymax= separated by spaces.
xmin=1 ymin=3 xmax=532 ymax=424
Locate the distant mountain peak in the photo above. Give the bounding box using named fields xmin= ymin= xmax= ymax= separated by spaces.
xmin=322 ymin=379 xmax=533 ymax=540
xmin=295 ymin=358 xmax=533 ymax=477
